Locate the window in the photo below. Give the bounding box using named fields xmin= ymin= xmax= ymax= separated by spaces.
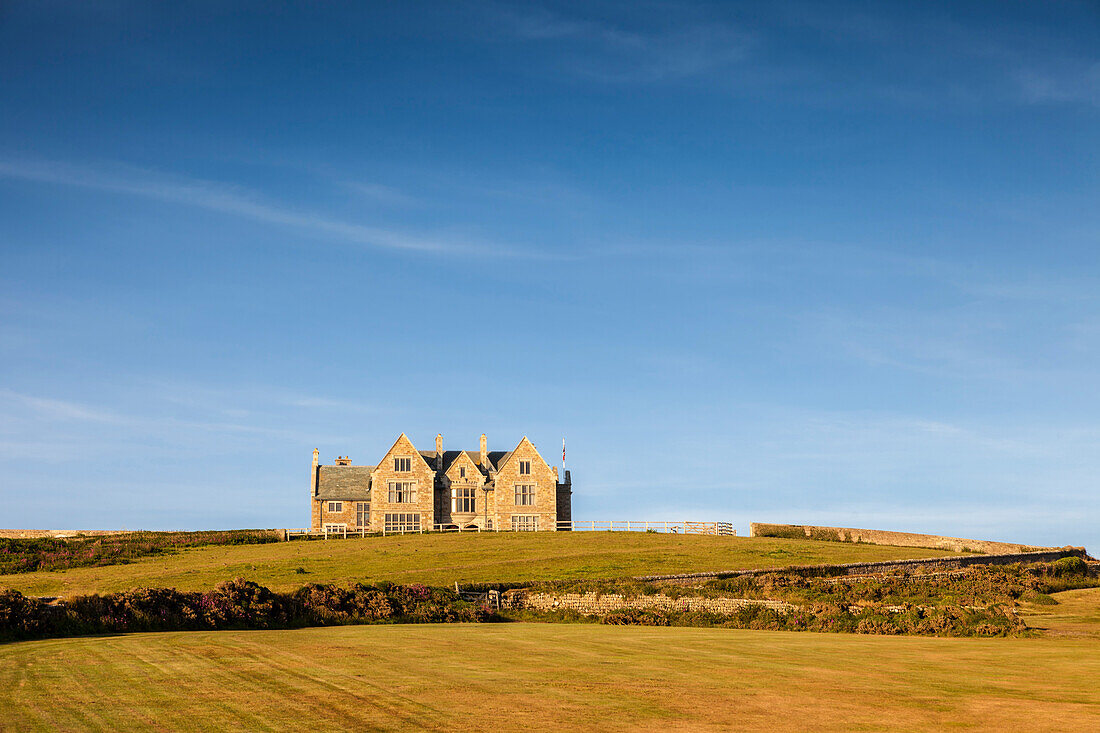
xmin=384 ymin=513 xmax=420 ymax=532
xmin=323 ymin=523 xmax=347 ymax=533
xmin=511 ymin=515 xmax=538 ymax=531
xmin=388 ymin=481 xmax=416 ymax=503
xmin=394 ymin=457 xmax=411 ymax=472
xmin=514 ymin=484 xmax=535 ymax=506
xmin=459 ymin=466 xmax=466 ymax=478
xmin=356 ymin=502 xmax=369 ymax=527
xmin=326 ymin=501 xmax=343 ymax=513
xmin=519 ymin=460 xmax=531 ymax=475
xmin=453 ymin=487 xmax=476 ymax=513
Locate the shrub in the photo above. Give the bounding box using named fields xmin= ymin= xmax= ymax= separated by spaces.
xmin=1050 ymin=556 xmax=1087 ymax=577
xmin=1022 ymin=590 xmax=1058 ymax=606
xmin=0 ymin=589 xmax=51 ymax=639
xmin=602 ymin=609 xmax=668 ymax=626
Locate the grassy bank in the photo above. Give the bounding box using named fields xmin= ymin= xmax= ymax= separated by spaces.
xmin=0 ymin=530 xmax=280 ymax=575
xmin=0 ymin=533 xmax=964 ymax=598
xmin=2 ymin=622 xmax=1098 ymax=731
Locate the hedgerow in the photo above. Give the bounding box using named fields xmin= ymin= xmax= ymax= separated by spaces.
xmin=0 ymin=579 xmax=494 ymax=642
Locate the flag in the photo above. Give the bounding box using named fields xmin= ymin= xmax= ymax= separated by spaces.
xmin=562 ymin=438 xmax=566 ymax=465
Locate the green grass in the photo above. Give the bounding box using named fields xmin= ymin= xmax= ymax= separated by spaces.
xmin=1021 ymin=587 xmax=1100 ymax=639
xmin=0 ymin=532 xmax=966 ymax=598
xmin=2 ymin=622 xmax=1099 ymax=731
xmin=0 ymin=530 xmax=280 ymax=574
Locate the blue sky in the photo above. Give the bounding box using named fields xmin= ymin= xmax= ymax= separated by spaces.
xmin=1 ymin=1 xmax=1098 ymax=548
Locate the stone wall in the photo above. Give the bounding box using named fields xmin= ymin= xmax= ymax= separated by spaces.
xmin=749 ymin=523 xmax=1051 ymax=554
xmin=0 ymin=529 xmax=133 ymax=539
xmin=492 ymin=437 xmax=558 ymax=532
xmin=636 ymin=548 xmax=1090 ymax=583
xmin=369 ymin=433 xmax=437 ymax=532
xmin=503 ymin=590 xmax=795 ymax=616
xmin=316 ymin=500 xmax=367 ymax=531
xmin=0 ymin=529 xmax=287 ymax=540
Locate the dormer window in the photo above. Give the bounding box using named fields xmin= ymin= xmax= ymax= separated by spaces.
xmin=519 ymin=460 xmax=531 ymax=475
xmin=394 ymin=457 xmax=411 ymax=472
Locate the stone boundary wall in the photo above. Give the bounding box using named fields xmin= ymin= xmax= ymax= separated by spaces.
xmin=636 ymin=548 xmax=1090 ymax=583
xmin=748 ymin=523 xmax=1049 ymax=554
xmin=0 ymin=529 xmax=286 ymax=541
xmin=0 ymin=529 xmax=134 ymax=540
xmin=504 ymin=590 xmax=795 ymax=616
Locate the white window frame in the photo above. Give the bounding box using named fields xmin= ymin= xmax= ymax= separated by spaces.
xmin=323 ymin=523 xmax=347 ymax=533
xmin=514 ymin=484 xmax=535 ymax=506
xmin=519 ymin=460 xmax=531 ymax=475
xmin=511 ymin=515 xmax=538 ymax=531
xmin=384 ymin=513 xmax=421 ymax=532
xmin=452 ymin=487 xmax=476 ymax=513
xmin=388 ymin=481 xmax=417 ymax=503
xmin=356 ymin=502 xmax=370 ymax=527
xmin=326 ymin=501 xmax=343 ymax=513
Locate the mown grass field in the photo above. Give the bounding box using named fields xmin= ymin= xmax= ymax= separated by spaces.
xmin=1020 ymin=586 xmax=1100 ymax=639
xmin=0 ymin=532 xmax=965 ymax=598
xmin=2 ymin=614 xmax=1099 ymax=732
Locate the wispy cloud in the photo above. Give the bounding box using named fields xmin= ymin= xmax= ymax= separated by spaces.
xmin=340 ymin=180 xmax=420 ymax=207
xmin=0 ymin=389 xmax=121 ymax=424
xmin=500 ymin=6 xmax=754 ymax=83
xmin=1016 ymin=63 xmax=1100 ymax=108
xmin=0 ymin=158 xmax=515 ymax=255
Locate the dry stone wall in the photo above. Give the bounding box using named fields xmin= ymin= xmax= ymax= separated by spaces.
xmin=504 ymin=590 xmax=795 ymax=616
xmin=748 ymin=523 xmax=1049 ymax=554
xmin=0 ymin=529 xmax=133 ymax=539
xmin=636 ymin=548 xmax=1089 ymax=583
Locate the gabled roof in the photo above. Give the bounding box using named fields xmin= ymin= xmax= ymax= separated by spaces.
xmin=441 ymin=450 xmax=489 ymax=477
xmin=377 ymin=432 xmax=434 ymax=472
xmin=316 ymin=465 xmax=373 ymax=500
xmin=493 ymin=436 xmax=548 ymax=475
xmin=486 ymin=451 xmax=509 ymax=471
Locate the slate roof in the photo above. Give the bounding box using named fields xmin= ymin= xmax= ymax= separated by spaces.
xmin=316 ymin=465 xmax=373 ymax=500
xmin=315 ymin=442 xmax=537 ymax=499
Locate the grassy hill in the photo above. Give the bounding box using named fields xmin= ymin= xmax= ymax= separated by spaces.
xmin=0 ymin=532 xmax=966 ymax=597
xmin=3 ymin=617 xmax=1098 ymax=731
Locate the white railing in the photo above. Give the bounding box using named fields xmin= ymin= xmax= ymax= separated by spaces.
xmin=286 ymin=521 xmax=736 ymax=539
xmin=556 ymin=520 xmax=735 ymax=536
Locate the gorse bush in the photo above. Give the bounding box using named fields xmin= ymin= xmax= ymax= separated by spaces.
xmin=703 ymin=560 xmax=1097 ymax=607
xmin=1050 ymin=556 xmax=1087 ymax=577
xmin=0 ymin=531 xmax=281 ymax=575
xmin=0 ymin=579 xmax=495 ymax=642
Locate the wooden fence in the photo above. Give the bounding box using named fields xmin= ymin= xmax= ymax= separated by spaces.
xmin=285 ymin=520 xmax=735 ymax=540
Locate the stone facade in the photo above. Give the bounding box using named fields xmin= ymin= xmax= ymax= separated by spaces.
xmin=310 ymin=433 xmax=572 ymax=532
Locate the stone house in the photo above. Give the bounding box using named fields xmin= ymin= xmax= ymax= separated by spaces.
xmin=310 ymin=433 xmax=572 ymax=533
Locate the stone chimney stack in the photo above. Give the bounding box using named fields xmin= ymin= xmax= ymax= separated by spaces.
xmin=480 ymin=433 xmax=487 ymax=467
xmin=310 ymin=448 xmax=319 ymax=497
xmin=435 ymin=433 xmax=444 ymax=469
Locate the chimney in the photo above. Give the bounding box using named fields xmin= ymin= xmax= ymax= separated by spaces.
xmin=435 ymin=433 xmax=443 ymax=469
xmin=479 ymin=433 xmax=487 ymax=467
xmin=335 ymin=456 xmax=352 ymax=466
xmin=311 ymin=449 xmax=319 ymax=497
